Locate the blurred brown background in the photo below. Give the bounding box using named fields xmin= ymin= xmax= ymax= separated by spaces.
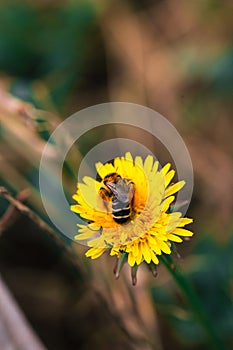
xmin=0 ymin=1 xmax=232 ymax=349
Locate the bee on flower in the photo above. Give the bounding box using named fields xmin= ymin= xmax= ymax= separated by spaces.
xmin=71 ymin=152 xmax=193 ymax=285
xmin=98 ymin=172 xmax=135 ymax=224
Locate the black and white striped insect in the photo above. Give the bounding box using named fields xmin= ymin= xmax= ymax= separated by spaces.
xmin=99 ymin=173 xmax=135 ymax=224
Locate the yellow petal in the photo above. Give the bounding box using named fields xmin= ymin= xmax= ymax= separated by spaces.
xmin=131 ymin=243 xmax=139 ymax=257
xmin=120 ymin=231 xmax=128 ymax=244
xmin=125 ymin=152 xmax=133 ymax=162
xmin=165 ymin=180 xmax=185 ymax=197
xmin=72 ymin=194 xmax=79 ymax=202
xmin=78 ymin=182 xmax=95 ymax=201
xmin=173 ymin=228 xmax=193 ymax=237
xmin=113 ymin=157 xmax=123 ymax=175
xmin=120 ymin=158 xmax=134 ymax=178
xmin=157 ymin=240 xmax=171 ymax=254
xmin=152 ymin=161 xmax=159 ymax=173
xmin=70 ymin=204 xmax=80 ymax=213
xmin=141 ymin=241 xmax=152 ymax=263
xmin=161 ymin=163 xmax=171 ymax=176
xmin=83 ymin=176 xmax=100 ymax=189
xmin=167 ymin=234 xmax=183 ymax=243
xmin=74 ymin=230 xmax=98 ymax=240
xmin=161 ymin=196 xmax=175 ymax=212
xmin=150 ymin=250 xmax=159 ymax=264
xmin=165 ymin=170 xmax=175 ymax=187
xmin=85 ymin=247 xmax=106 ymax=259
xmin=128 ymin=252 xmax=136 ymax=266
xmin=135 ymin=243 xmax=143 ymax=264
xmin=95 ymin=162 xmax=116 ymax=179
xmin=110 ymin=248 xmax=120 ymax=257
xmin=166 ymin=212 xmax=182 ymax=231
xmin=87 ymin=235 xmax=107 ymax=247
xmin=177 ymin=218 xmax=193 ymax=227
xmin=135 ymin=156 xmax=143 ymax=169
xmin=150 ymin=244 xmax=162 ymax=255
xmin=144 ymin=155 xmax=153 ymax=174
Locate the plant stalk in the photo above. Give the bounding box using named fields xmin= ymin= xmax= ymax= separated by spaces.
xmin=160 ymin=255 xmax=226 ymax=350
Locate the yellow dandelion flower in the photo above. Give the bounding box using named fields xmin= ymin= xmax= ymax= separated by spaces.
xmin=71 ymin=152 xmax=193 ymax=284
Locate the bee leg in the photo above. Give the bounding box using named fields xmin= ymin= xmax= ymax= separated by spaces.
xmin=128 ymin=182 xmax=135 ymax=203
xmin=99 ymin=187 xmax=112 ymax=201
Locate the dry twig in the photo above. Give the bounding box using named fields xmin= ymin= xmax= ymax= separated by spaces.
xmin=0 ymin=187 xmax=85 ymax=277
xmin=0 ymin=189 xmax=30 ymax=236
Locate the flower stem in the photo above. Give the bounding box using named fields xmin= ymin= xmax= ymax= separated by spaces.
xmin=160 ymin=255 xmax=226 ymax=350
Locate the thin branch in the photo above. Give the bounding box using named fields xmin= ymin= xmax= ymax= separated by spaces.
xmin=0 ymin=188 xmax=30 ymax=235
xmin=0 ymin=187 xmax=56 ymax=235
xmin=0 ymin=187 xmax=86 ymax=278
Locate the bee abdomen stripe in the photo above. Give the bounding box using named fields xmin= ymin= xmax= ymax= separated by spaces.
xmin=112 ymin=205 xmax=130 ymax=212
xmin=113 ymin=215 xmax=130 ymax=224
xmin=113 ymin=214 xmax=130 ymax=219
xmin=112 ymin=208 xmax=130 ymax=217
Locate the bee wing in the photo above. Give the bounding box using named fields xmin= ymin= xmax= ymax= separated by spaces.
xmin=107 ymin=181 xmax=135 ymax=203
xmin=105 ymin=182 xmax=118 ymax=196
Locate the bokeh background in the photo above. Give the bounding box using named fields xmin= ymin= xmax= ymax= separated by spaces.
xmin=0 ymin=0 xmax=232 ymax=349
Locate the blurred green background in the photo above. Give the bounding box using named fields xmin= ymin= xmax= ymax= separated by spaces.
xmin=0 ymin=0 xmax=232 ymax=349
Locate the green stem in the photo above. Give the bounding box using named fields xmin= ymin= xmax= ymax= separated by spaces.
xmin=160 ymin=255 xmax=226 ymax=350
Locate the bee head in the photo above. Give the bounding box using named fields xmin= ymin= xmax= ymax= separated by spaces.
xmin=103 ymin=173 xmax=121 ymax=185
